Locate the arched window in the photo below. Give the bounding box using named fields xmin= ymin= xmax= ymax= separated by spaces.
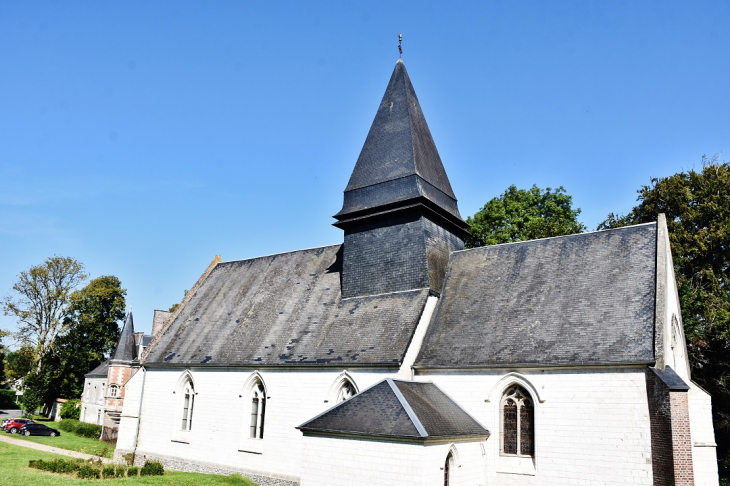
xmin=249 ymin=379 xmax=265 ymax=439
xmin=181 ymin=380 xmax=195 ymax=431
xmin=109 ymin=385 xmax=118 ymax=397
xmin=501 ymin=385 xmax=534 ymax=456
xmin=336 ymin=380 xmax=356 ymax=403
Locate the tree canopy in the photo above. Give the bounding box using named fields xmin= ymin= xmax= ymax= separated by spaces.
xmin=2 ymin=256 xmax=87 ymax=370
xmin=44 ymin=276 xmax=126 ymax=400
xmin=465 ymin=184 xmax=586 ymax=248
xmin=598 ymin=155 xmax=730 ymax=479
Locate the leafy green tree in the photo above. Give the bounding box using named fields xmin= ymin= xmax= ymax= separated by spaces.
xmin=465 ymin=184 xmax=586 ymax=248
xmin=44 ymin=276 xmax=126 ymax=399
xmin=598 ymin=155 xmax=730 ymax=480
xmin=2 ymin=256 xmax=87 ymax=371
xmin=4 ymin=346 xmax=36 ymax=382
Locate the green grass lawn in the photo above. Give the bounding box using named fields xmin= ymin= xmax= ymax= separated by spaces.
xmin=7 ymin=428 xmax=114 ymax=457
xmin=0 ymin=441 xmax=258 ymax=485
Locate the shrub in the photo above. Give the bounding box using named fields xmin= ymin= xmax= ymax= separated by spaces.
xmin=60 ymin=399 xmax=81 ymax=420
xmin=77 ymin=464 xmax=100 ymax=479
xmin=140 ymin=460 xmax=164 ymax=476
xmin=102 ymin=465 xmax=115 ymax=478
xmin=122 ymin=452 xmax=134 ymax=465
xmin=76 ymin=421 xmax=102 ymax=439
xmin=57 ymin=419 xmax=78 ymax=433
xmin=127 ymin=465 xmax=139 ymax=477
xmin=114 ymin=466 xmax=126 ymax=477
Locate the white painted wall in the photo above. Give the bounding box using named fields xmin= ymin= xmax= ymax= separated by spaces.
xmin=80 ymin=375 xmax=106 ymax=425
xmin=300 ymin=437 xmax=485 ymax=486
xmin=121 ymin=367 xmax=393 ymax=480
xmin=418 ymin=367 xmax=655 ymax=486
xmin=689 ymin=382 xmax=720 ymax=486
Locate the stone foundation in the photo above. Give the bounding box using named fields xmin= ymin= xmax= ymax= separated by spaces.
xmin=117 ymin=449 xmax=299 ymax=486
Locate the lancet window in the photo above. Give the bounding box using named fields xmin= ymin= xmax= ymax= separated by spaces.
xmin=249 ymin=379 xmax=266 ymax=439
xmin=501 ymin=385 xmax=534 ymax=456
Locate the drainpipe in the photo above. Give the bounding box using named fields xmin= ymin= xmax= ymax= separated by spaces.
xmin=131 ymin=366 xmax=147 ymax=463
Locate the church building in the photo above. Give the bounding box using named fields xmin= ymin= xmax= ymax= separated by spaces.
xmin=114 ymin=59 xmax=719 ymax=485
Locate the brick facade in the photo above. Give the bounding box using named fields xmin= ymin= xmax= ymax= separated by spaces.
xmin=646 ymin=369 xmax=694 ymax=485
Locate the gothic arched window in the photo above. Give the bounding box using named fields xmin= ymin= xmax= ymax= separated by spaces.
xmin=181 ymin=380 xmax=195 ymax=431
xmin=444 ymin=451 xmax=454 ymax=486
xmin=109 ymin=385 xmax=119 ymax=397
xmin=336 ymin=380 xmax=356 ymax=403
xmin=501 ymin=385 xmax=534 ymax=456
xmin=249 ymin=379 xmax=266 ymax=439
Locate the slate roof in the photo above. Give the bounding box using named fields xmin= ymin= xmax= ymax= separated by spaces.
xmin=415 ymin=224 xmax=658 ymax=368
xmin=144 ymin=245 xmax=430 ymax=367
xmin=651 ymin=366 xmax=690 ymax=391
xmin=334 ymin=60 xmax=465 ymax=228
xmin=85 ymin=360 xmax=109 ymax=378
xmin=112 ymin=311 xmax=137 ymax=362
xmin=297 ymin=378 xmax=489 ymax=440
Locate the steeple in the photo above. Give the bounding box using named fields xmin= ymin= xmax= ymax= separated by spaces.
xmin=112 ymin=310 xmax=137 ymax=362
xmin=334 ymin=59 xmax=466 ymax=232
xmin=336 ymin=60 xmax=467 ymax=298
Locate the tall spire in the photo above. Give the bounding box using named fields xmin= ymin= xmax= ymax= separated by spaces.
xmin=112 ymin=310 xmax=137 ymax=362
xmin=334 ymin=60 xmax=466 ymax=232
xmin=335 ymin=60 xmax=467 ymax=299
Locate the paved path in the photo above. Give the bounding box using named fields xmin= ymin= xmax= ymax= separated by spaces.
xmin=0 ymin=434 xmax=113 ymax=463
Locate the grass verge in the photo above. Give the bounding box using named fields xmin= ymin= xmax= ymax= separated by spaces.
xmin=0 ymin=441 xmax=258 ymax=485
xmin=7 ymin=429 xmax=114 ymax=457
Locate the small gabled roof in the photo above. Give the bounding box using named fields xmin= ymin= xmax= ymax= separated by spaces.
xmin=85 ymin=360 xmax=109 ymax=378
xmin=334 ymin=60 xmax=465 ymax=228
xmin=112 ymin=311 xmax=137 ymax=362
xmin=297 ymin=378 xmax=489 ymax=440
xmin=651 ymin=366 xmax=690 ymax=391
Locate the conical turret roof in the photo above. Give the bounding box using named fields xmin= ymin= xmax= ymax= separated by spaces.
xmin=334 ymin=60 xmax=466 ymax=230
xmin=112 ymin=311 xmax=137 ymax=362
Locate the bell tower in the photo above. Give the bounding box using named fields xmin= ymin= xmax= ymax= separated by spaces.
xmin=334 ymin=60 xmax=468 ymax=298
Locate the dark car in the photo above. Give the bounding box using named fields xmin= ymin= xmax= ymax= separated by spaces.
xmin=19 ymin=423 xmax=60 ymax=437
xmin=4 ymin=418 xmax=34 ymax=434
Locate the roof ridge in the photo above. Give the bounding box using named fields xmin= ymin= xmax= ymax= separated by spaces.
xmin=386 ymin=378 xmax=428 ymax=437
xmin=451 ymin=221 xmax=658 ymax=255
xmin=219 ymin=243 xmax=341 ymax=265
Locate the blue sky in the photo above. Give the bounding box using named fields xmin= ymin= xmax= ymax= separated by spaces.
xmin=1 ymin=1 xmax=728 ymax=338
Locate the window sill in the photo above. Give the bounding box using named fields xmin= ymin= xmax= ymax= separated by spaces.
xmin=170 ymin=439 xmax=190 ymax=444
xmin=497 ymin=455 xmax=535 ymax=476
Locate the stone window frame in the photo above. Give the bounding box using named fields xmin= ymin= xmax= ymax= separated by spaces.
xmin=487 ymin=373 xmax=543 ymax=476
xmin=108 ymin=384 xmax=119 ymax=398
xmin=239 ymin=371 xmax=268 ymax=454
xmin=442 ymin=444 xmax=460 ymax=486
xmin=325 ymin=370 xmax=359 ymax=404
xmin=171 ymin=370 xmax=196 ymax=444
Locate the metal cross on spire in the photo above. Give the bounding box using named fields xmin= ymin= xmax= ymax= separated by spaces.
xmin=397 ymin=33 xmax=403 ymax=58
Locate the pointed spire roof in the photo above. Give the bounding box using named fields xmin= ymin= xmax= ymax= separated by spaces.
xmin=335 ymin=60 xmax=466 ymax=230
xmin=112 ymin=311 xmax=137 ymax=362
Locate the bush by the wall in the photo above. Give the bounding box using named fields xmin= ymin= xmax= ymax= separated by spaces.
xmin=77 ymin=464 xmax=100 ymax=479
xmin=114 ymin=466 xmax=126 ymax=478
xmin=140 ymin=460 xmax=164 ymax=476
xmin=101 ymin=465 xmax=115 ymax=478
xmin=56 ymin=418 xmax=102 ymax=439
xmin=28 ymin=458 xmax=82 ymax=474
xmin=60 ymin=399 xmax=80 ymax=420
xmin=127 ymin=466 xmax=139 ymax=477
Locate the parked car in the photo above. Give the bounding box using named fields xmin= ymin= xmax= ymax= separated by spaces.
xmin=4 ymin=418 xmax=34 ymax=434
xmin=19 ymin=423 xmax=60 ymax=437
xmin=0 ymin=418 xmax=11 ymax=430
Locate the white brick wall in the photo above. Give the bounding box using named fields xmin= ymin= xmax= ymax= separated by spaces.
xmin=301 ymin=437 xmax=485 ymax=486
xmin=419 ymin=368 xmax=655 ymax=486
xmin=121 ymin=367 xmax=392 ymax=479
xmin=689 ymin=382 xmax=720 ymax=486
xmin=80 ymin=375 xmax=106 ymax=425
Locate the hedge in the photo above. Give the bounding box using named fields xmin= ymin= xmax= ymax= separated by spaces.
xmin=28 ymin=458 xmax=161 ymax=479
xmin=0 ymin=389 xmax=18 ymax=408
xmin=57 ymin=419 xmax=102 ymax=439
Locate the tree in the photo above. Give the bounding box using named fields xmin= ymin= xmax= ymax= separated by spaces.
xmin=44 ymin=276 xmax=126 ymax=399
xmin=4 ymin=346 xmax=36 ymax=382
xmin=2 ymin=256 xmax=87 ymax=370
xmin=465 ymin=184 xmax=586 ymax=248
xmin=598 ymin=155 xmax=730 ymax=479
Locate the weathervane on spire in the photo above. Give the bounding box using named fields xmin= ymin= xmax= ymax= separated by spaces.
xmin=398 ymin=33 xmax=403 ymax=58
